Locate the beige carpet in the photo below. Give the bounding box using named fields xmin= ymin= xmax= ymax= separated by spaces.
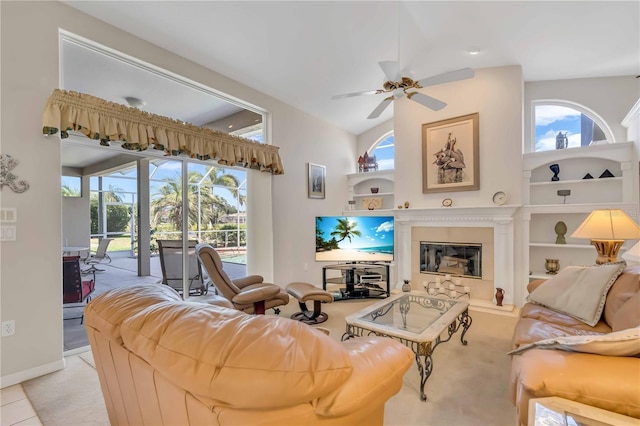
xmin=23 ymin=294 xmax=518 ymax=425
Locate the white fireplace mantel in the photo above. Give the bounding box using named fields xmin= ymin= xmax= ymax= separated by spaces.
xmin=395 ymin=205 xmax=520 ymax=224
xmin=395 ymin=205 xmax=521 ymax=311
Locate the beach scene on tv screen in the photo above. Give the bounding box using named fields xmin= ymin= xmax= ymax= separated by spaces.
xmin=315 ymin=216 xmax=394 ymax=262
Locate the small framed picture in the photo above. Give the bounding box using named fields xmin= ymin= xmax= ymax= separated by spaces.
xmin=308 ymin=163 xmax=326 ymax=199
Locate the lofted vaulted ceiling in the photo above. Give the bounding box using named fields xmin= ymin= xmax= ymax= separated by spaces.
xmin=62 ymin=1 xmax=639 ymax=137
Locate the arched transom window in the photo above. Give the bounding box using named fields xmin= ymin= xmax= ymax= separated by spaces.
xmin=369 ymin=131 xmax=395 ymax=170
xmin=533 ymin=100 xmax=614 ymax=152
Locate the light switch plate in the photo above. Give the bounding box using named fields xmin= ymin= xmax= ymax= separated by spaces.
xmin=0 ymin=208 xmax=17 ymax=223
xmin=1 ymin=225 xmax=16 ymax=241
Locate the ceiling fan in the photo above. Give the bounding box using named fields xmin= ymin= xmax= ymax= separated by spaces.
xmin=332 ymin=61 xmax=474 ymax=119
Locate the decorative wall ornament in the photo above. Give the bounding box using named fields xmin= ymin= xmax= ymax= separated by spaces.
xmin=0 ymin=154 xmax=30 ymax=193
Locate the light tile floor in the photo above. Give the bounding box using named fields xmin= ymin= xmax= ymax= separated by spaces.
xmin=0 ymin=385 xmax=41 ymax=426
xmin=2 ymin=249 xmax=247 ymax=424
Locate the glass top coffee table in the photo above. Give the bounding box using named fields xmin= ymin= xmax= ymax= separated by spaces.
xmin=343 ymin=291 xmax=472 ymax=401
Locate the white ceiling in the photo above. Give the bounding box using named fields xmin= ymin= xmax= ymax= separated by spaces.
xmin=63 ymin=0 xmax=639 ymax=137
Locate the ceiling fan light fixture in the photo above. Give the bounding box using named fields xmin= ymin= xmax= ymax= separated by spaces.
xmin=124 ymin=96 xmax=146 ymax=109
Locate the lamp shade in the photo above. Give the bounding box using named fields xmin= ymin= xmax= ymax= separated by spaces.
xmin=571 ymin=209 xmax=640 ymax=240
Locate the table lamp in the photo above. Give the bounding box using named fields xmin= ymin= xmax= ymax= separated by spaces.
xmin=571 ymin=209 xmax=640 ymax=264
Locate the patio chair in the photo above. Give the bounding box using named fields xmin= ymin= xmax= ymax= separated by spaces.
xmin=63 ymin=256 xmax=95 ymax=324
xmin=196 ymin=243 xmax=289 ymax=314
xmin=83 ymin=238 xmax=113 ymax=274
xmin=157 ymin=239 xmax=207 ymax=295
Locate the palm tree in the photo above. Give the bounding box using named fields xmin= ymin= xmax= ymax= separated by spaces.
xmin=204 ymin=167 xmax=246 ymax=207
xmin=151 ymin=172 xmax=216 ymax=231
xmin=151 ymin=168 xmax=242 ymax=231
xmin=330 ymin=217 xmax=362 ymax=244
xmin=61 ymin=184 xmax=81 ymax=197
xmin=202 ymin=167 xmax=246 ymax=225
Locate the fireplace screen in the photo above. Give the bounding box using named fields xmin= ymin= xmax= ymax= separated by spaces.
xmin=420 ymin=241 xmax=482 ymax=279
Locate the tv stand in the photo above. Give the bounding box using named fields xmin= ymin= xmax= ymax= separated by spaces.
xmin=322 ymin=263 xmax=390 ymax=300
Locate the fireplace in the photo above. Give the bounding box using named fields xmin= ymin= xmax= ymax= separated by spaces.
xmin=420 ymin=242 xmax=482 ymax=279
xmin=394 ymin=206 xmax=519 ymax=310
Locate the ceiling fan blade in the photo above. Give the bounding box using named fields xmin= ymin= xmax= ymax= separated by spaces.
xmin=331 ymin=89 xmax=381 ymax=100
xmin=407 ymin=92 xmax=447 ymax=111
xmin=378 ymin=60 xmax=401 ymax=82
xmin=367 ymin=96 xmax=394 ymax=119
xmin=417 ymin=68 xmax=474 ymax=88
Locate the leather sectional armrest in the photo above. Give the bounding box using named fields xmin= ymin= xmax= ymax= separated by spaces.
xmin=511 ymin=349 xmax=640 ymax=425
xmin=315 ymin=336 xmax=413 ymax=417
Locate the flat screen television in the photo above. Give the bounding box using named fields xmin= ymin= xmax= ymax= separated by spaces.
xmin=315 ymin=216 xmax=394 ymax=262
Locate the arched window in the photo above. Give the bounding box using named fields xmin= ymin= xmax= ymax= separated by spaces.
xmin=533 ymin=101 xmax=614 ymax=152
xmin=369 ymin=131 xmax=395 ymax=170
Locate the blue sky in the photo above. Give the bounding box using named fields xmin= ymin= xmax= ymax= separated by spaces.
xmin=534 ymin=105 xmax=582 ymax=151
xmin=316 ymin=216 xmax=394 ymax=249
xmin=371 ymin=134 xmax=394 ymax=170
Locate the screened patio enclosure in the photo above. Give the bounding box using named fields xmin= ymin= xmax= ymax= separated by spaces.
xmin=62 ymin=142 xmax=248 ymax=279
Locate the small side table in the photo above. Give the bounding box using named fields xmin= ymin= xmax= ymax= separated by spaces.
xmin=529 ymin=397 xmax=639 ymax=426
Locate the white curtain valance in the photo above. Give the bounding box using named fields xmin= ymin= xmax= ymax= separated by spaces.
xmin=42 ymin=89 xmax=284 ymax=174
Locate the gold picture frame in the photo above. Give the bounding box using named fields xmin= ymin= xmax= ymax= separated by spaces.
xmin=308 ymin=163 xmax=326 ymax=199
xmin=422 ymin=113 xmax=479 ymax=193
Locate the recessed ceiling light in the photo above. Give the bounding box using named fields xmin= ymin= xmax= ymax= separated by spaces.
xmin=467 ymin=48 xmax=481 ymax=56
xmin=228 ymin=124 xmax=234 ymax=129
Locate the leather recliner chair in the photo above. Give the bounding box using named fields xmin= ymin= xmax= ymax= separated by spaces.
xmin=84 ymin=284 xmax=414 ymax=425
xmin=196 ymin=243 xmax=290 ymax=314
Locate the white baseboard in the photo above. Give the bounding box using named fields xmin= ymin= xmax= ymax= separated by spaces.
xmin=0 ymin=358 xmax=65 ymax=389
xmin=63 ymin=345 xmax=92 ymax=357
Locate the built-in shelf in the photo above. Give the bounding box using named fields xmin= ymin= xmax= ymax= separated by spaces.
xmin=353 ymin=192 xmax=394 ymax=198
xmin=347 ymin=169 xmax=395 ymax=211
xmin=342 ymin=209 xmax=395 ymax=215
xmin=524 ymin=202 xmax=637 ymax=214
xmin=529 ymin=272 xmax=557 ymax=280
xmin=529 ymin=243 xmax=595 ymax=249
xmin=530 ymin=177 xmax=622 ymax=186
xmin=522 ymin=142 xmax=638 ymax=289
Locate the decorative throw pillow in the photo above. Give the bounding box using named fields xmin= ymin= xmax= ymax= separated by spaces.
xmin=508 ymin=326 xmax=640 ymax=357
xmin=527 ymin=261 xmax=626 ymax=327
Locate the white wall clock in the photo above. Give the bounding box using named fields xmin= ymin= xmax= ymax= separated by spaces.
xmin=492 ymin=191 xmax=507 ymax=205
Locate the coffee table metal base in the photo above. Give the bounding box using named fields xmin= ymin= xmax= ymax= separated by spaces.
xmin=343 ymin=309 xmax=472 ymax=401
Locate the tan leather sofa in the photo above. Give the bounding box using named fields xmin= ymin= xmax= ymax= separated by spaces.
xmin=84 ymin=284 xmax=413 ymax=425
xmin=509 ymin=265 xmax=640 ymax=425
